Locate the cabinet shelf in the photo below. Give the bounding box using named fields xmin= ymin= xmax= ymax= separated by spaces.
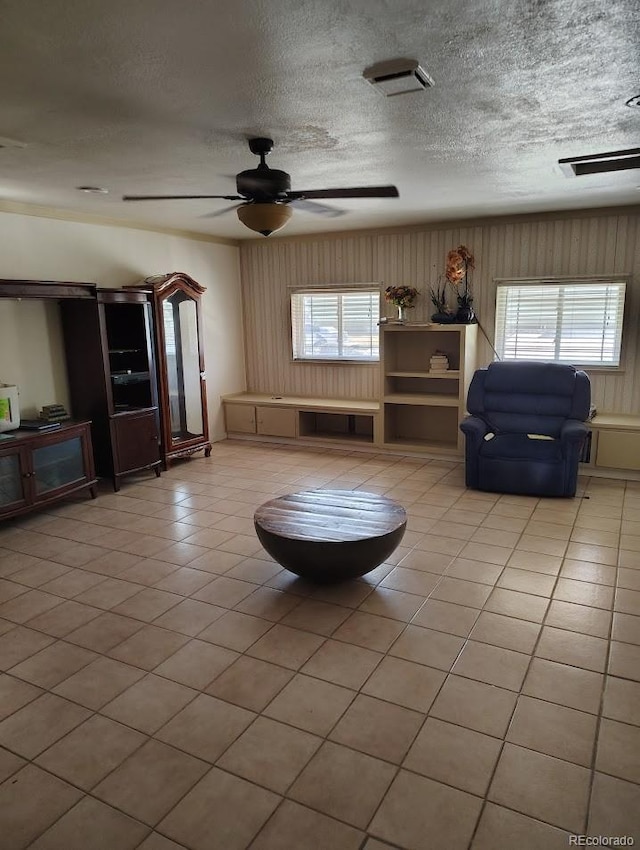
xmin=111 ymin=371 xmax=151 ymax=385
xmin=385 ymin=370 xmax=460 ymax=379
xmin=384 ymin=393 xmax=460 ymax=407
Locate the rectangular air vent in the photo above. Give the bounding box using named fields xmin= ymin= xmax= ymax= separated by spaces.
xmin=559 ymin=148 xmax=640 ymax=177
xmin=364 ymin=60 xmax=434 ymax=97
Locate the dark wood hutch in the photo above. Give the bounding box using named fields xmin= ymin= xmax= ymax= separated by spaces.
xmin=0 ymin=278 xmax=161 ymax=498
xmin=0 ymin=280 xmax=100 ymax=519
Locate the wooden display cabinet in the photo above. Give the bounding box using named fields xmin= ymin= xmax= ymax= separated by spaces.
xmin=0 ymin=421 xmax=97 ymax=520
xmin=131 ymin=273 xmax=211 ymax=467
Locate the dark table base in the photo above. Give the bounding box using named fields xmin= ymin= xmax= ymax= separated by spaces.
xmin=255 ymin=523 xmax=406 ymax=583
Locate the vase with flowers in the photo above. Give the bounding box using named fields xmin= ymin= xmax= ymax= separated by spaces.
xmin=384 ymin=285 xmax=419 ymax=322
xmin=445 ymin=245 xmax=476 ymax=323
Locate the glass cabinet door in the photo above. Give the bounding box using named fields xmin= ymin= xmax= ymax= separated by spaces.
xmin=162 ymin=291 xmax=204 ymax=444
xmin=0 ymin=453 xmax=25 ymax=508
xmin=32 ymin=436 xmax=84 ymax=496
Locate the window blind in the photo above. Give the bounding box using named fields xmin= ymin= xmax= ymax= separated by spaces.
xmin=291 ymin=289 xmax=380 ymax=361
xmin=495 ymin=279 xmax=626 ymax=366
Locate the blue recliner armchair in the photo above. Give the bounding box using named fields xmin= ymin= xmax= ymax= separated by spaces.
xmin=460 ymin=361 xmax=591 ymax=497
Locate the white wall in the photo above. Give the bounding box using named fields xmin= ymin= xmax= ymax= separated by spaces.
xmin=0 ymin=210 xmax=244 ymax=439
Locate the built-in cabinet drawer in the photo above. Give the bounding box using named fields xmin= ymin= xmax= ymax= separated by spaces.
xmin=225 ymin=403 xmax=257 ymax=434
xmin=225 ymin=402 xmax=297 ymax=438
xmin=596 ymin=430 xmax=640 ymax=470
xmin=256 ymin=406 xmax=297 ymax=438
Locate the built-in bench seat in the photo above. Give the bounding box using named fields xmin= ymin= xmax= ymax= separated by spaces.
xmin=222 ymin=394 xmax=640 ymax=475
xmin=222 ymin=392 xmax=380 ymax=445
xmin=587 ymin=414 xmax=640 ymax=473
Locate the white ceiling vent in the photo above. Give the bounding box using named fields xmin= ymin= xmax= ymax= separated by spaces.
xmin=558 ymin=148 xmax=640 ymax=177
xmin=364 ymin=59 xmax=434 ymax=97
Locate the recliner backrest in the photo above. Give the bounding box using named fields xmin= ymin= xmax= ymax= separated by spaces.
xmin=467 ymin=361 xmax=591 ymax=436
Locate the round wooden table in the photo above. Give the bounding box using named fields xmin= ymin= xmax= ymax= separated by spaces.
xmin=254 ymin=489 xmax=407 ymax=583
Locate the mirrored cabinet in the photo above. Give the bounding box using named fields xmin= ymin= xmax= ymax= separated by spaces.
xmin=135 ymin=273 xmax=211 ymax=467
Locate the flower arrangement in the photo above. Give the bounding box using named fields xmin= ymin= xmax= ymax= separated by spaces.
xmin=429 ymin=276 xmax=450 ymax=315
xmin=445 ymin=245 xmax=475 ymax=309
xmin=384 ymin=285 xmax=419 ymax=308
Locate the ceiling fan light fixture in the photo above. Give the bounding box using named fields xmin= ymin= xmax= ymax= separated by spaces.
xmin=237 ymin=202 xmax=292 ymax=237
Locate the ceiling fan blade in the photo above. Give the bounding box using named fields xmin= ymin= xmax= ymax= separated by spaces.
xmin=122 ymin=194 xmax=243 ymax=201
xmin=287 ymin=185 xmax=399 ymax=200
xmin=199 ymin=203 xmax=243 ymax=219
xmin=290 ymin=198 xmax=346 ymax=217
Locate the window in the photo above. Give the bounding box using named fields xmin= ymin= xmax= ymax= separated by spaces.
xmin=494 ymin=278 xmax=626 ymax=367
xmin=291 ymin=288 xmax=380 ymax=361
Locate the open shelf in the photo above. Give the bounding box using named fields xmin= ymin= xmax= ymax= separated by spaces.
xmin=299 ymin=411 xmax=375 ymax=444
xmin=385 ymin=370 xmax=460 ymax=379
xmin=383 ymin=328 xmax=462 ymax=374
xmin=384 ymin=404 xmax=460 ymax=451
xmin=384 ymin=393 xmax=459 ymax=407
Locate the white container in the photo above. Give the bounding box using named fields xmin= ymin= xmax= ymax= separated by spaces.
xmin=0 ymin=384 xmax=20 ymax=433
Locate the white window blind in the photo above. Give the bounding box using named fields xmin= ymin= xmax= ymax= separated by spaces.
xmin=495 ymin=279 xmax=626 ymax=367
xmin=291 ymin=289 xmax=380 ymax=361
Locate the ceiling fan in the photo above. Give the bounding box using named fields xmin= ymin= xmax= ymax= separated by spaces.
xmin=122 ymin=137 xmax=399 ymax=236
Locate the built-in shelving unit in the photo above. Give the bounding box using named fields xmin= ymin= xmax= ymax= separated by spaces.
xmin=223 ymin=325 xmax=476 ymax=458
xmin=381 ymin=323 xmax=477 ymax=455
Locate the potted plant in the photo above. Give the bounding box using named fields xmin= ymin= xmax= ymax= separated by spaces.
xmin=429 ymin=277 xmax=455 ymax=323
xmin=445 ymin=245 xmax=476 ymax=323
xmin=384 ymin=286 xmax=419 ymax=322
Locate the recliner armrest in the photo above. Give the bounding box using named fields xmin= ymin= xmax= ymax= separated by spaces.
xmin=460 ymin=416 xmax=489 ymax=439
xmin=560 ymin=419 xmax=589 ymax=444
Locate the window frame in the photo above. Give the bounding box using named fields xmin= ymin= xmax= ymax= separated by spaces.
xmin=493 ymin=276 xmax=628 ymax=370
xmin=290 ymin=285 xmax=381 ymax=364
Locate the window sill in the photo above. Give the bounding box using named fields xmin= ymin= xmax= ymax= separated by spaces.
xmin=291 ymin=359 xmax=380 ymax=366
xmin=496 ymin=359 xmax=625 ymax=374
xmin=578 ymin=366 xmax=625 ymax=374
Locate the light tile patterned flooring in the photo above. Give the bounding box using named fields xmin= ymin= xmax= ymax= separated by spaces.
xmin=0 ymin=439 xmax=639 ymax=850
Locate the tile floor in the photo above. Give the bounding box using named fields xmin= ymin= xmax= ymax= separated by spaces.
xmin=0 ymin=439 xmax=639 ymax=849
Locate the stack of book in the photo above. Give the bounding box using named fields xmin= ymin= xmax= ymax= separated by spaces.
xmin=429 ymin=352 xmax=450 ymax=372
xmin=39 ymin=404 xmax=70 ymax=423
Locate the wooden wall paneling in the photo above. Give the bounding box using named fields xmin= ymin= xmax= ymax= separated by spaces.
xmin=240 ymin=209 xmax=640 ymax=414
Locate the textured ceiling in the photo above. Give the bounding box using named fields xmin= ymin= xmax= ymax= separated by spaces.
xmin=0 ymin=0 xmax=638 ymax=239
